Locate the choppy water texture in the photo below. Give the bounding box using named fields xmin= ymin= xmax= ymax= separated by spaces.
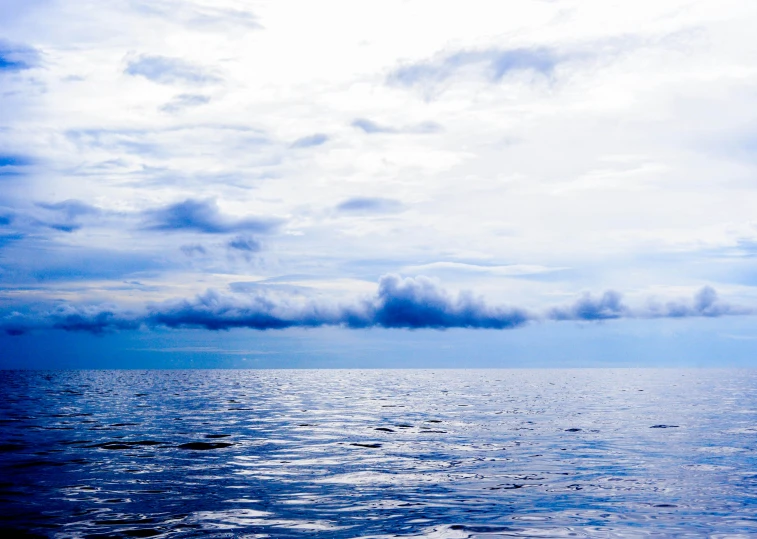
xmin=1 ymin=369 xmax=757 ymax=538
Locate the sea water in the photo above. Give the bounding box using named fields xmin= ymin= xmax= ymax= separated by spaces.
xmin=1 ymin=369 xmax=756 ymax=538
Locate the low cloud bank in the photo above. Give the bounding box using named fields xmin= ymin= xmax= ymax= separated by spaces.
xmin=0 ymin=276 xmax=749 ymax=335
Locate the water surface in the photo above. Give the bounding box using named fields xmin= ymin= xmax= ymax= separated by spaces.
xmin=1 ymin=369 xmax=756 ymax=537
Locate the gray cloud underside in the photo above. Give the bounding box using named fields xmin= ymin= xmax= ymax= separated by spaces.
xmin=0 ymin=275 xmax=748 ymax=335
xmin=144 ymin=199 xmax=282 ymax=234
xmin=125 ymin=55 xmax=220 ymax=85
xmin=2 ymin=198 xmax=281 ymax=237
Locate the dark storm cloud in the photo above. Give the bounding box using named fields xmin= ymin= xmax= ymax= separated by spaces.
xmin=336 ymin=197 xmax=405 ymax=214
xmin=125 ymin=55 xmax=220 ymax=85
xmin=143 ymin=199 xmax=282 ymax=234
xmin=388 ymin=47 xmax=559 ymax=87
xmin=1 ymin=277 xmax=750 ymax=336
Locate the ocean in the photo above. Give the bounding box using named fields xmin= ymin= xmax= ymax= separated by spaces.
xmin=1 ymin=369 xmax=755 ymax=538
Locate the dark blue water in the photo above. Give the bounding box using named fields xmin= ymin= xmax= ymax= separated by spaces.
xmin=1 ymin=369 xmax=756 ymax=538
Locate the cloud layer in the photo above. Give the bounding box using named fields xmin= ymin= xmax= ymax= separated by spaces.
xmin=1 ymin=276 xmax=748 ymax=336
xmin=3 ymin=0 xmax=757 ymax=360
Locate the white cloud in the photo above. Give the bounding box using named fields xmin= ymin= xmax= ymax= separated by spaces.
xmin=2 ymin=0 xmax=757 ymax=314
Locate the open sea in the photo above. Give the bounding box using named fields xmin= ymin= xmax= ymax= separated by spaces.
xmin=1 ymin=369 xmax=756 ymax=538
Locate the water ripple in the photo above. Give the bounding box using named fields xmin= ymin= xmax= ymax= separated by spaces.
xmin=0 ymin=369 xmax=756 ymax=537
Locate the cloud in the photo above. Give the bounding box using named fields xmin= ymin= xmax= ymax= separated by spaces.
xmin=0 ymin=233 xmax=23 ymax=248
xmin=180 ymin=244 xmax=206 ymax=256
xmin=0 ymin=40 xmax=41 ymax=72
xmin=363 ymin=274 xmax=530 ymax=329
xmin=351 ymin=118 xmax=441 ymax=134
xmin=0 ymin=155 xmax=34 ymax=167
xmin=290 ymin=133 xmax=329 ymax=148
xmin=549 ymin=290 xmax=628 ymax=321
xmin=146 ymin=289 xmax=340 ymax=330
xmin=649 ymin=286 xmax=748 ymax=318
xmin=1 ymin=277 xmax=752 ymax=336
xmin=352 ymin=118 xmax=394 ymax=134
xmin=0 ymin=305 xmax=140 ymax=336
xmin=160 ymin=93 xmax=210 ymax=113
xmin=389 ymin=47 xmax=559 ymax=87
xmin=144 ymin=199 xmax=282 ymax=234
xmin=0 ymin=242 xmax=168 ymax=283
xmin=0 ymin=154 xmax=35 ymax=177
xmin=129 ymin=0 xmax=262 ymax=30
xmin=34 ymin=199 xmax=101 ymax=233
xmin=125 ymin=55 xmax=219 ymax=85
xmin=402 ymin=262 xmax=567 ymax=277
xmin=228 ymin=236 xmax=261 ymax=252
xmin=138 ymin=275 xmax=531 ymax=331
xmin=336 ymin=197 xmax=404 ymax=214
xmin=37 ymin=199 xmax=100 ymax=219
xmin=548 ymin=286 xmax=751 ymax=321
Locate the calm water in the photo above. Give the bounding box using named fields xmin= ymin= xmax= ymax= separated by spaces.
xmin=1 ymin=369 xmax=756 ymax=538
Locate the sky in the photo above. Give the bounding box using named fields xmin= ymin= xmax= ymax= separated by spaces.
xmin=3 ymin=0 xmax=757 ymax=367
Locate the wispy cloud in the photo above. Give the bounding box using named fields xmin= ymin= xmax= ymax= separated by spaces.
xmin=0 ymin=199 xmax=102 ymax=234
xmin=336 ymin=197 xmax=405 ymax=214
xmin=0 ymin=154 xmax=35 ymax=177
xmin=129 ymin=0 xmax=262 ymax=30
xmin=401 ymin=262 xmax=567 ymax=277
xmin=125 ymin=55 xmax=220 ymax=85
xmin=0 ymin=40 xmax=41 ymax=72
xmin=228 ymin=236 xmax=261 ymax=252
xmin=388 ymin=47 xmax=559 ymax=87
xmin=351 ymin=118 xmax=442 ymax=135
xmin=37 ymin=199 xmax=100 ymax=220
xmin=160 ymin=93 xmax=210 ymax=113
xmin=180 ymin=244 xmax=206 ymax=257
xmin=143 ymin=199 xmax=282 ymax=234
xmin=290 ymin=133 xmax=329 ymax=148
